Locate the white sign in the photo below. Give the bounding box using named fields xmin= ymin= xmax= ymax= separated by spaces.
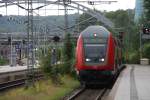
xmin=142 ymin=34 xmax=150 ymax=39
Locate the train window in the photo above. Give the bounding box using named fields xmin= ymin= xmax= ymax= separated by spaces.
xmin=84 ymin=44 xmax=107 ymax=64
xmin=84 ymin=38 xmax=107 ymax=44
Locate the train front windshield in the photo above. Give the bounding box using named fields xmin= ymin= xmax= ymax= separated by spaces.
xmin=84 ymin=44 xmax=107 ymax=64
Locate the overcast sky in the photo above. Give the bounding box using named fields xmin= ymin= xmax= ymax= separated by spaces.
xmin=0 ymin=0 xmax=135 ymax=16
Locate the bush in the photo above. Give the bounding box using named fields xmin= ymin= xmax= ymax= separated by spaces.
xmin=0 ymin=58 xmax=8 ymax=65
xmin=62 ymin=33 xmax=76 ymax=75
xmin=143 ymin=43 xmax=150 ymax=59
xmin=39 ymin=49 xmax=62 ymax=85
xmin=39 ymin=33 xmax=77 ymax=83
xmin=128 ymin=43 xmax=150 ymax=64
xmin=128 ymin=51 xmax=140 ymax=64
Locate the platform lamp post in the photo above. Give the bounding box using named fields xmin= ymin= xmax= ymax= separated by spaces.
xmin=8 ymin=35 xmax=13 ymax=66
xmin=22 ymin=39 xmax=26 ymax=60
xmin=51 ymin=36 xmax=60 ymax=65
xmin=140 ymin=28 xmax=142 ymax=60
xmin=118 ymin=31 xmax=125 ymax=64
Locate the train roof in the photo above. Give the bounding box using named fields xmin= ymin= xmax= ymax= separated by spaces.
xmin=80 ymin=26 xmax=110 ymax=38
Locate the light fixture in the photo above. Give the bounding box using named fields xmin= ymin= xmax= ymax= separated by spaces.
xmin=99 ymin=58 xmax=104 ymax=62
xmin=86 ymin=58 xmax=91 ymax=61
xmin=94 ymin=33 xmax=97 ymax=37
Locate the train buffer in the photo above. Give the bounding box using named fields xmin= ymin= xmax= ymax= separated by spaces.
xmin=106 ymin=64 xmax=150 ymax=100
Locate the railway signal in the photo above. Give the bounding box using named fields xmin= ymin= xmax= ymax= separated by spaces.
xmin=8 ymin=37 xmax=11 ymax=44
xmin=53 ymin=36 xmax=60 ymax=42
xmin=143 ymin=27 xmax=150 ymax=34
xmin=22 ymin=39 xmax=26 ymax=44
xmin=140 ymin=25 xmax=150 ymax=59
xmin=88 ymin=1 xmax=94 ymax=5
xmin=141 ymin=26 xmax=150 ymax=39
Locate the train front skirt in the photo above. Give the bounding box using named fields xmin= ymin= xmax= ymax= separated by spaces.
xmin=79 ymin=70 xmax=114 ymax=85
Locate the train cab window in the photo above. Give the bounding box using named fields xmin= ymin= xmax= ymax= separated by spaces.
xmin=84 ymin=44 xmax=107 ymax=64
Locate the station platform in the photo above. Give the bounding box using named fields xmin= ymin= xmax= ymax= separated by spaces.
xmin=0 ymin=65 xmax=38 ymax=74
xmin=0 ymin=65 xmax=27 ymax=73
xmin=107 ymin=64 xmax=150 ymax=100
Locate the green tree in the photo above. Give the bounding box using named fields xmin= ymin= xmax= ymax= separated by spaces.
xmin=0 ymin=58 xmax=8 ymax=65
xmin=63 ymin=33 xmax=75 ymax=74
xmin=105 ymin=10 xmax=129 ymax=27
xmin=105 ymin=10 xmax=139 ymax=51
xmin=144 ymin=0 xmax=150 ymax=21
xmin=143 ymin=0 xmax=150 ymax=30
xmin=77 ymin=10 xmax=139 ymax=63
xmin=40 ymin=49 xmax=62 ymax=85
xmin=77 ymin=13 xmax=100 ymax=31
xmin=143 ymin=43 xmax=150 ymax=59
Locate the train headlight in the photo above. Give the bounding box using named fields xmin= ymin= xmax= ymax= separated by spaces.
xmin=101 ymin=58 xmax=104 ymax=62
xmin=100 ymin=58 xmax=104 ymax=62
xmin=94 ymin=33 xmax=97 ymax=37
xmin=86 ymin=58 xmax=91 ymax=61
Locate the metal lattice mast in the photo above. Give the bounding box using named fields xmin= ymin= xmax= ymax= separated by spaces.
xmin=26 ymin=0 xmax=35 ymax=87
xmin=77 ymin=4 xmax=80 ymax=33
xmin=63 ymin=0 xmax=71 ymax=34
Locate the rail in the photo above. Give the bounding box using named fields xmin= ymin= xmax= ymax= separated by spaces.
xmin=66 ymin=88 xmax=108 ymax=100
xmin=0 ymin=68 xmax=43 ymax=91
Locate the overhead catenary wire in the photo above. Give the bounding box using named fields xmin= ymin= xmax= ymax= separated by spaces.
xmin=64 ymin=16 xmax=94 ymax=30
xmin=0 ymin=0 xmax=115 ymax=28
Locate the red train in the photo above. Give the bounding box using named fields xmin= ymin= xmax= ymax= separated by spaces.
xmin=75 ymin=26 xmax=122 ymax=85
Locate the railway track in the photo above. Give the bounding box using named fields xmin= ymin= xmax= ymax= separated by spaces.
xmin=65 ymin=65 xmax=126 ymax=100
xmin=0 ymin=78 xmax=25 ymax=91
xmin=0 ymin=74 xmax=43 ymax=91
xmin=66 ymin=87 xmax=109 ymax=100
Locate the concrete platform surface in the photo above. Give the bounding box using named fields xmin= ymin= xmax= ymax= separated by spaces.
xmin=107 ymin=64 xmax=150 ymax=100
xmin=0 ymin=65 xmax=38 ymax=74
xmin=0 ymin=65 xmax=27 ymax=73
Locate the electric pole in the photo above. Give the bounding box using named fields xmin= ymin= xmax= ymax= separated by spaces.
xmin=26 ymin=0 xmax=35 ymax=87
xmin=77 ymin=4 xmax=80 ymax=33
xmin=62 ymin=0 xmax=71 ymax=35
